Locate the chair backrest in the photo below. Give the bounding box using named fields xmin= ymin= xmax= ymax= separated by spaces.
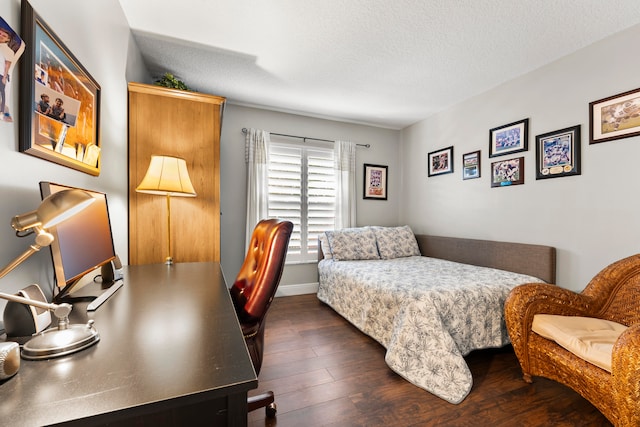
xmin=230 ymin=219 xmax=293 ymax=325
xmin=582 ymin=253 xmax=640 ymax=326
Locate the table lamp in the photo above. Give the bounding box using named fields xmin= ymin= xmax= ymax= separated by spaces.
xmin=136 ymin=155 xmax=197 ymax=265
xmin=0 ymin=189 xmax=100 ymax=360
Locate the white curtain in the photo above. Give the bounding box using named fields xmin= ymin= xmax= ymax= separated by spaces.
xmin=334 ymin=140 xmax=357 ymax=229
xmin=245 ymin=128 xmax=271 ymax=251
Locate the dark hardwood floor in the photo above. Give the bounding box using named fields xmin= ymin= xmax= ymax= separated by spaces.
xmin=248 ymin=294 xmax=611 ymax=427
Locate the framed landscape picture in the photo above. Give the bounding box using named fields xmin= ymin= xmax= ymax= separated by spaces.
xmin=535 ymin=125 xmax=581 ymax=180
xmin=428 ymin=146 xmax=454 ymax=177
xmin=462 ymin=150 xmax=481 ymax=180
xmin=491 ymin=157 xmax=524 ymax=188
xmin=363 ymin=163 xmax=388 ymax=200
xmin=489 ymin=118 xmax=528 ymax=158
xmin=589 ymin=87 xmax=640 ymax=144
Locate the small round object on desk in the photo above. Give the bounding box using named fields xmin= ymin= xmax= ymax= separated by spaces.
xmin=0 ymin=341 xmax=20 ymax=379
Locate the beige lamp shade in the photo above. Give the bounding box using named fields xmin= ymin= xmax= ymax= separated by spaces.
xmin=135 ymin=155 xmax=197 ymax=197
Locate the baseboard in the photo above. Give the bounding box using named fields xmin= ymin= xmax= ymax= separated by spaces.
xmin=275 ymin=282 xmax=318 ymax=297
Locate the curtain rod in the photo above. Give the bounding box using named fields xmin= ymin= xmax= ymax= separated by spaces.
xmin=241 ymin=128 xmax=370 ymax=148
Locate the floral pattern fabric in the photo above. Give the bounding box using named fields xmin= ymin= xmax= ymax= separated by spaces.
xmin=371 ymin=225 xmax=421 ymax=259
xmin=317 ymin=256 xmax=544 ymax=404
xmin=325 ymin=227 xmax=380 ymax=261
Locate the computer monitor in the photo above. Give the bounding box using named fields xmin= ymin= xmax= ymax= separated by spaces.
xmin=39 ymin=182 xmax=116 ymax=301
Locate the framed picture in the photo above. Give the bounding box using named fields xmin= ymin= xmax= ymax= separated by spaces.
xmin=589 ymin=87 xmax=640 ymax=144
xmin=0 ymin=18 xmax=25 ymax=123
xmin=363 ymin=164 xmax=388 ymax=200
xmin=19 ymin=1 xmax=101 ymax=176
xmin=535 ymin=125 xmax=581 ymax=180
xmin=462 ymin=150 xmax=481 ymax=180
xmin=427 ymin=146 xmax=454 ymax=177
xmin=491 ymin=157 xmax=524 ymax=188
xmin=489 ymin=118 xmax=529 ymax=157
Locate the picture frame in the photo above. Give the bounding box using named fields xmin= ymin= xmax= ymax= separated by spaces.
xmin=491 ymin=157 xmax=524 ymax=188
xmin=363 ymin=164 xmax=388 ymax=200
xmin=427 ymin=146 xmax=454 ymax=177
xmin=19 ymin=1 xmax=102 ymax=176
xmin=462 ymin=150 xmax=481 ymax=180
xmin=535 ymin=125 xmax=581 ymax=180
xmin=589 ymin=87 xmax=640 ymax=145
xmin=489 ymin=118 xmax=529 ymax=157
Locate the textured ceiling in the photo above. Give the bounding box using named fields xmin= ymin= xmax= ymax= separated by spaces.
xmin=118 ymin=0 xmax=640 ymax=129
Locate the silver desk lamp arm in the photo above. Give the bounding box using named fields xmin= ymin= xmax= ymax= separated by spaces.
xmin=0 ymin=291 xmax=72 ymax=320
xmin=0 ymin=228 xmax=72 ymax=323
xmin=0 ymin=229 xmax=50 ymax=281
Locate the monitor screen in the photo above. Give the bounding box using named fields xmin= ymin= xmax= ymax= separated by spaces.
xmin=39 ymin=182 xmax=116 ymax=299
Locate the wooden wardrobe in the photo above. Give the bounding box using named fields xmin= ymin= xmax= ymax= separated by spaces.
xmin=127 ymin=82 xmax=225 ymax=265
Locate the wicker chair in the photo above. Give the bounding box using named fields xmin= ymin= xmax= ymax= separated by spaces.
xmin=504 ymin=254 xmax=640 ymax=427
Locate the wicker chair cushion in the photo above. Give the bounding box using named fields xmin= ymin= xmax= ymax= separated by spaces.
xmin=532 ymin=314 xmax=627 ymax=372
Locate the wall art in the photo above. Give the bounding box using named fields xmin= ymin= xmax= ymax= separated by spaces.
xmin=462 ymin=150 xmax=481 ymax=180
xmin=363 ymin=163 xmax=388 ymax=200
xmin=491 ymin=157 xmax=524 ymax=188
xmin=0 ymin=17 xmax=25 ymax=123
xmin=19 ymin=1 xmax=101 ymax=175
xmin=489 ymin=118 xmax=528 ymax=158
xmin=427 ymin=146 xmax=453 ymax=177
xmin=535 ymin=125 xmax=581 ymax=179
xmin=589 ymin=87 xmax=640 ymax=144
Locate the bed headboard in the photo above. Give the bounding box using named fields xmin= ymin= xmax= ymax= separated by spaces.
xmin=414 ymin=235 xmax=556 ymax=284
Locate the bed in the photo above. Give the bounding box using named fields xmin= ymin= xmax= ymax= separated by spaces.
xmin=316 ymin=226 xmax=556 ymax=404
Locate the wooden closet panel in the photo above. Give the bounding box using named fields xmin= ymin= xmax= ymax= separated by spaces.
xmin=128 ymin=83 xmax=224 ymax=265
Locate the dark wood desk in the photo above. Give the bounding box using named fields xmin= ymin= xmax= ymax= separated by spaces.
xmin=0 ymin=262 xmax=258 ymax=426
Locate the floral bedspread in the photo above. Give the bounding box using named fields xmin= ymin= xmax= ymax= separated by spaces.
xmin=317 ymin=256 xmax=544 ymax=404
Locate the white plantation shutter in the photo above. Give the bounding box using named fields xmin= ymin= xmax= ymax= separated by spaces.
xmin=268 ymin=141 xmax=336 ymax=262
xmin=307 ymin=147 xmax=337 ymax=257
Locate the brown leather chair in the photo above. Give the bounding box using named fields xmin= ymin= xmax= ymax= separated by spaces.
xmin=230 ymin=218 xmax=293 ymax=418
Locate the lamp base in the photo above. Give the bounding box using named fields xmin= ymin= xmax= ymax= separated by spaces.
xmin=21 ymin=320 xmax=100 ymax=360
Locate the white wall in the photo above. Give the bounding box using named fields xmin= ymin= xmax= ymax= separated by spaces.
xmin=400 ymin=24 xmax=640 ymax=291
xmin=220 ymin=104 xmax=401 ymax=290
xmin=0 ymin=0 xmax=143 ymax=310
xmin=0 ymin=0 xmax=399 ymax=304
xmin=5 ymin=0 xmax=631 ymax=302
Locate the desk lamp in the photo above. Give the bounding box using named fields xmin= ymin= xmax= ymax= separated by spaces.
xmin=0 ymin=189 xmax=100 ymax=360
xmin=135 ymin=155 xmax=196 ymax=265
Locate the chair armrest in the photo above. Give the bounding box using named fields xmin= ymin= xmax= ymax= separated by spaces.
xmin=612 ymin=324 xmax=640 ymax=426
xmin=613 ymin=323 xmax=640 ymax=371
xmin=504 ymin=282 xmax=594 ymax=381
xmin=505 ymin=283 xmax=593 ymax=321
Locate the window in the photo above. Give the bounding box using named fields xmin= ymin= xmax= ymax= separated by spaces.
xmin=268 ymin=139 xmax=336 ymax=263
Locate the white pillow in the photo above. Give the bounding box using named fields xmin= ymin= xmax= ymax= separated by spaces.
xmin=532 ymin=314 xmax=627 ymax=373
xmin=325 ymin=228 xmax=380 ymax=261
xmin=371 ymin=225 xmax=421 ymax=259
xmin=318 ymin=233 xmax=332 ymax=259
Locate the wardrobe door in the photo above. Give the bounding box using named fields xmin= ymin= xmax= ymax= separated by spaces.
xmin=128 ymin=82 xmax=225 ymax=265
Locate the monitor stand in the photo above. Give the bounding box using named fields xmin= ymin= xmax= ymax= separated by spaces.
xmin=86 ymin=280 xmax=123 ymax=311
xmin=53 ymin=256 xmax=123 ymax=304
xmin=53 ymin=277 xmax=86 ymax=304
xmin=55 ymin=278 xmax=123 ymax=311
